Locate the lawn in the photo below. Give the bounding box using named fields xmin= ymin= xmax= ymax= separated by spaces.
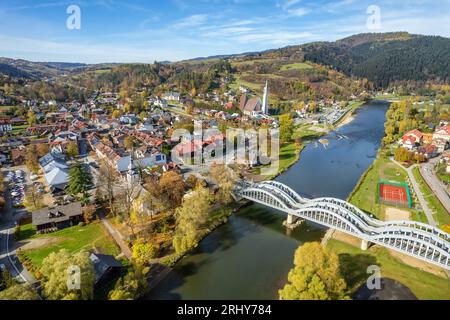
xmin=280 ymin=62 xmax=313 ymax=71
xmin=252 ymin=142 xmax=304 ymax=179
xmin=94 ymin=69 xmax=112 ymax=74
xmin=327 ymin=239 xmax=450 ymax=300
xmin=412 ymin=167 xmax=450 ymax=227
xmin=229 ymin=74 xmax=263 ymax=93
xmin=348 ymin=157 xmax=412 ymax=220
xmin=18 ymin=222 xmax=121 ymax=267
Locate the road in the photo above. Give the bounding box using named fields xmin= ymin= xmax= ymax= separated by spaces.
xmin=391 ymin=159 xmax=437 ymax=227
xmin=420 ymin=158 xmax=450 ymax=214
xmin=0 ymin=168 xmax=39 ymax=287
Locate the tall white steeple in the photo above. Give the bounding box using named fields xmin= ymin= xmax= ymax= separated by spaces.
xmin=262 ymin=81 xmax=269 ymax=115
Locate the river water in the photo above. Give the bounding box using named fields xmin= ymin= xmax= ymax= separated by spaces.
xmin=147 ymin=101 xmax=389 ymax=300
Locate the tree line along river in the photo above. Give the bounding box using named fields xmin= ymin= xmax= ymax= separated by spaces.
xmin=147 ymin=101 xmax=390 ymax=300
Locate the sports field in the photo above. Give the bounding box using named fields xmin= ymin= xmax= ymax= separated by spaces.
xmin=378 ymin=181 xmax=412 ymax=208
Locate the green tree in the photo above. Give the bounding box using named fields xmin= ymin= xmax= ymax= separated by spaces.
xmin=279 ymin=113 xmax=294 ymax=143
xmin=279 ymin=242 xmax=349 ymax=300
xmin=40 ymin=249 xmax=95 ymax=300
xmin=0 ymin=284 xmax=39 ymax=300
xmin=67 ymin=162 xmax=93 ymax=199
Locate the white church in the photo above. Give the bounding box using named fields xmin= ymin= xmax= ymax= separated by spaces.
xmin=239 ymin=81 xmax=270 ymax=116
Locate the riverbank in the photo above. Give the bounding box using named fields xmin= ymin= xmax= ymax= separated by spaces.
xmin=326 ymin=236 xmax=450 ymax=300
xmin=331 ymin=99 xmax=450 ymax=299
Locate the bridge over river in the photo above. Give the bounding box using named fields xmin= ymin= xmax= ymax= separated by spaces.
xmin=233 ymin=180 xmax=450 ymax=271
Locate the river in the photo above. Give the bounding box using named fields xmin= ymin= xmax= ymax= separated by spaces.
xmin=147 ymin=101 xmax=389 ymax=300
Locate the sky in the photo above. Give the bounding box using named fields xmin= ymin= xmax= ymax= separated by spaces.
xmin=0 ymin=0 xmax=449 ymax=64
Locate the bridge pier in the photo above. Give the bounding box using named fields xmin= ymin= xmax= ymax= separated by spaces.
xmin=361 ymin=240 xmax=371 ymax=251
xmin=283 ymin=214 xmax=304 ymax=230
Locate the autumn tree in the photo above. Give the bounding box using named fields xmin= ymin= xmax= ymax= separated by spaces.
xmin=124 ymin=136 xmax=135 ymax=150
xmin=112 ymin=109 xmax=122 ymax=119
xmin=116 ymin=179 xmax=142 ymax=236
xmin=66 ymin=141 xmax=79 ymax=159
xmin=0 ymin=284 xmax=39 ymax=300
xmin=209 ymin=163 xmax=237 ymax=205
xmin=279 ymin=242 xmax=349 ymax=300
xmin=24 ymin=184 xmax=44 ymax=210
xmin=108 ymin=264 xmax=149 ymax=300
xmin=132 ymin=238 xmax=159 ymax=264
xmin=159 ymin=171 xmax=185 ymax=211
xmin=36 ymin=143 xmax=50 ymax=157
xmin=98 ymin=160 xmax=120 ymax=216
xmin=173 ymin=185 xmax=212 ymax=254
xmin=25 ymin=145 xmax=39 ymax=174
xmin=308 ymin=101 xmax=318 ymax=113
xmin=394 ymin=147 xmax=413 ymax=163
xmin=27 ymin=110 xmax=36 ymax=126
xmin=40 ymin=249 xmax=95 ymax=300
xmin=279 ymin=113 xmax=294 ymax=143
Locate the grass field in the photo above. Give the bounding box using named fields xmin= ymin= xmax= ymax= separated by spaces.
xmin=348 ymin=157 xmax=412 ymax=219
xmin=280 ymin=62 xmax=313 ymax=71
xmin=94 ymin=69 xmax=112 ymax=74
xmin=229 ymin=74 xmax=263 ymax=93
xmin=18 ymin=222 xmax=121 ymax=267
xmin=327 ymin=239 xmax=450 ymax=300
xmin=253 ymin=142 xmax=303 ymax=178
xmin=412 ymin=167 xmax=450 ymax=227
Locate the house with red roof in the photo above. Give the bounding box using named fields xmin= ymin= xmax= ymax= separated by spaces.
xmin=400 ymin=130 xmax=424 ymax=150
xmin=433 ymin=125 xmax=450 ymax=142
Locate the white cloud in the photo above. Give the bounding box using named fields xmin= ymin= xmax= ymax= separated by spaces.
xmin=173 ymin=14 xmax=209 ymax=29
xmin=287 ymin=7 xmax=308 ymax=17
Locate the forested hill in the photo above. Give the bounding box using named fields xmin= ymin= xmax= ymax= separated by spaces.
xmin=300 ymin=33 xmax=450 ymax=87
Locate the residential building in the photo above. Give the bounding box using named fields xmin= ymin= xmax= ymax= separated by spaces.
xmin=32 ymin=202 xmax=83 ymax=232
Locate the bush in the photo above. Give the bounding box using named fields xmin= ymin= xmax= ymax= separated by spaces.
xmin=82 ymin=205 xmax=97 ymax=223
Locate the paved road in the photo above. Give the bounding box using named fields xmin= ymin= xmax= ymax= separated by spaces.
xmin=0 ymin=169 xmax=39 ymax=286
xmin=420 ymin=158 xmax=450 ymax=214
xmin=391 ymin=159 xmax=437 ymax=226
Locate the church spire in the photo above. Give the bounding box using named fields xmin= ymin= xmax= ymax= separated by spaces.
xmin=262 ymin=81 xmax=269 ymax=115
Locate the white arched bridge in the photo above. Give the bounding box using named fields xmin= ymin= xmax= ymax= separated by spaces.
xmin=233 ymin=181 xmax=450 ymax=271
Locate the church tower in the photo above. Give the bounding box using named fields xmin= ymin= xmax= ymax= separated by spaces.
xmin=262 ymin=81 xmax=269 ymax=115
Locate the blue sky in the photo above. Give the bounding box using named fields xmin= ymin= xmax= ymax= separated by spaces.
xmin=0 ymin=0 xmax=449 ymax=63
